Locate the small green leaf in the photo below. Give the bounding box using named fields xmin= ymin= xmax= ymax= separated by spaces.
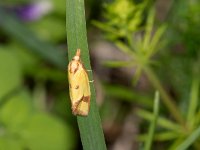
xmin=115 ymin=41 xmax=137 ymax=57
xmin=92 ymin=21 xmax=121 ymax=37
xmin=187 ymin=77 xmax=199 ymax=128
xmin=143 ymin=8 xmax=155 ymax=51
xmin=146 ymin=25 xmax=166 ymax=58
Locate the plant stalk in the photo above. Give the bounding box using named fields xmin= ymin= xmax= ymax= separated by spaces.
xmin=143 ymin=66 xmax=184 ymax=125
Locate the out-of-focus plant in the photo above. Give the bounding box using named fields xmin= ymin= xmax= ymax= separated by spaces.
xmin=169 ymin=0 xmax=200 ymax=58
xmin=94 ymin=0 xmax=200 ymax=149
xmin=93 ymin=0 xmax=145 ymax=41
xmin=93 ymin=0 xmax=182 ymax=123
xmin=137 ymin=77 xmax=199 ymax=149
xmin=0 ymin=48 xmax=75 ymax=150
xmin=0 ymin=1 xmax=76 ymax=149
xmin=167 ymin=0 xmax=200 ymax=104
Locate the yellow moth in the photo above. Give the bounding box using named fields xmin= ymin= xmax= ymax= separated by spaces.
xmin=68 ymin=49 xmax=91 ymax=116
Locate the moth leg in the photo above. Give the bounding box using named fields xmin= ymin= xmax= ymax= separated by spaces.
xmin=87 ymin=70 xmax=94 ymax=82
xmin=87 ymin=70 xmax=92 ymax=72
xmin=89 ymin=80 xmax=94 ymax=83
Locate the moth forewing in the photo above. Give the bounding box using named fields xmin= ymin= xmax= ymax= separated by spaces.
xmin=68 ymin=49 xmax=91 ymax=116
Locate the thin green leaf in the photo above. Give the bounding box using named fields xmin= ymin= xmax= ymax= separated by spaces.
xmin=66 ymin=1 xmax=106 ymax=150
xmin=176 ymin=125 xmax=200 ymax=150
xmin=187 ymin=77 xmax=200 ymax=128
xmin=115 ymin=41 xmax=137 ymax=58
xmin=144 ymin=91 xmax=159 ymax=150
xmin=136 ymin=109 xmax=183 ymax=132
xmin=104 ymin=84 xmax=153 ymax=108
xmin=103 ymin=61 xmax=135 ymax=68
xmin=147 ymin=25 xmax=167 ymax=58
xmin=143 ymin=8 xmax=155 ymax=51
xmin=92 ymin=21 xmax=121 ymax=37
xmin=138 ymin=131 xmax=179 ymax=142
xmin=154 ymin=131 xmax=179 ymax=141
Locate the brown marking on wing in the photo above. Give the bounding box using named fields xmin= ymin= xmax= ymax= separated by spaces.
xmin=72 ymin=100 xmax=80 ymax=115
xmin=83 ymin=95 xmax=90 ymax=116
xmin=73 ymin=67 xmax=79 ymax=74
xmin=71 ymin=95 xmax=84 ymax=115
xmin=71 ymin=95 xmax=90 ymax=116
xmin=82 ymin=96 xmax=90 ymax=102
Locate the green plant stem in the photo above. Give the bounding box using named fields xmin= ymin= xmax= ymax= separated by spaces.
xmin=143 ymin=66 xmax=184 ymax=125
xmin=66 ymin=0 xmax=106 ymax=150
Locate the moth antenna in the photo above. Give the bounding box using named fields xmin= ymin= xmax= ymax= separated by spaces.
xmin=76 ymin=49 xmax=81 ymax=57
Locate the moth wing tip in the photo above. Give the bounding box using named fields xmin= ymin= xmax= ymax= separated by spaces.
xmin=72 ymin=111 xmax=88 ymax=117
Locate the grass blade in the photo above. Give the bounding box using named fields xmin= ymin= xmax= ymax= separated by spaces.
xmin=66 ymin=1 xmax=107 ymax=150
xmin=144 ymin=91 xmax=160 ymax=150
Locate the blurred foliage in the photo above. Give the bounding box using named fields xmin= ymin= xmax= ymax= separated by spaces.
xmin=0 ymin=49 xmax=75 ymax=150
xmin=0 ymin=0 xmax=200 ymax=149
xmin=93 ymin=0 xmax=145 ymax=40
xmin=0 ymin=0 xmax=76 ymax=149
xmin=94 ymin=0 xmax=200 ymax=149
xmin=169 ymin=0 xmax=200 ymax=58
xmin=94 ymin=0 xmax=166 ymax=84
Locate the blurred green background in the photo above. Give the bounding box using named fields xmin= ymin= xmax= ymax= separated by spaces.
xmin=0 ymin=0 xmax=200 ymax=150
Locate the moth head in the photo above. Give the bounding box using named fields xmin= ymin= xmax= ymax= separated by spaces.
xmin=73 ymin=49 xmax=81 ymax=61
xmin=70 ymin=49 xmax=81 ymax=73
xmin=70 ymin=62 xmax=79 ymax=73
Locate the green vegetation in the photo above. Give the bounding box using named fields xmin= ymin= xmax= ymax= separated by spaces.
xmin=0 ymin=0 xmax=200 ymax=149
